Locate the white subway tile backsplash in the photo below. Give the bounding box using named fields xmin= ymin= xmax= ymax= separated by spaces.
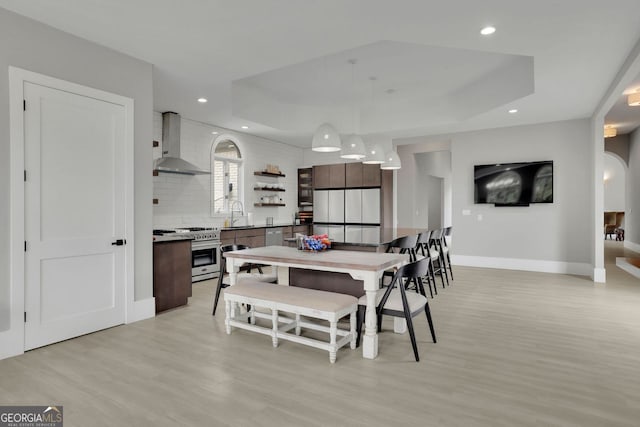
xmin=153 ymin=112 xmax=304 ymax=227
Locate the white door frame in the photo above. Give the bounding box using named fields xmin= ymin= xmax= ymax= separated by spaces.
xmin=4 ymin=67 xmax=136 ymax=359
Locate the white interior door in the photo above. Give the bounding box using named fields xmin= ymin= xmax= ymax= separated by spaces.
xmin=24 ymin=81 xmax=127 ymax=350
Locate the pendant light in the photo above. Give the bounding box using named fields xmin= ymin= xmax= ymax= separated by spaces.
xmin=380 ymin=88 xmax=401 ymax=169
xmin=362 ymin=143 xmax=385 ymax=164
xmin=312 ymin=57 xmax=341 ymax=152
xmin=312 ymin=122 xmax=342 ymax=152
xmin=380 ymin=149 xmax=401 ymax=169
xmin=342 ymin=135 xmax=367 ymax=159
xmin=341 ymin=59 xmax=366 ymax=159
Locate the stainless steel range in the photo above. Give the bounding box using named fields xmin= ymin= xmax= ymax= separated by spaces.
xmin=174 ymin=227 xmax=221 ymax=282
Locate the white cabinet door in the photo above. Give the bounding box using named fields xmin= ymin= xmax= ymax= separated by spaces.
xmin=327 ymin=225 xmax=345 ymax=243
xmin=345 ymin=189 xmax=362 ymax=223
xmin=362 ymin=188 xmax=380 ymax=224
xmin=328 ymin=190 xmax=345 ymax=223
xmin=361 ymin=226 xmax=381 ymax=245
xmin=313 ymin=190 xmax=329 ymax=222
xmin=313 ymin=225 xmax=328 ymax=236
xmin=345 ymin=225 xmax=362 ymax=243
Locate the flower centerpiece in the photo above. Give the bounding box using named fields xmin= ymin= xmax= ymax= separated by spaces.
xmin=299 ymin=234 xmax=331 ymax=252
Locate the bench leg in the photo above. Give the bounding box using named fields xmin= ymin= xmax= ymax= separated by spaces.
xmin=350 ymin=311 xmax=356 ymax=350
xmin=271 ymin=309 xmax=279 ymax=348
xmin=329 ymin=320 xmax=337 ymax=363
xmin=295 ymin=313 xmax=301 ymax=336
xmin=249 ymin=305 xmax=256 ymax=325
xmin=225 ymin=300 xmax=231 ymax=334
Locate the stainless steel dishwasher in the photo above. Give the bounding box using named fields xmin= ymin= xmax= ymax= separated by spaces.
xmin=265 ymin=227 xmax=283 ymax=246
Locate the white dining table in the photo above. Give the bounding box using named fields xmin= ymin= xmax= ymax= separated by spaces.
xmin=224 ymin=245 xmax=407 ymax=359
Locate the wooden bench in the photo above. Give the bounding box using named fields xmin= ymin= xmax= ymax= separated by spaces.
xmin=223 ymin=280 xmax=357 ymax=363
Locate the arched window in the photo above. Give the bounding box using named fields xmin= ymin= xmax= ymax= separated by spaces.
xmin=212 ymin=138 xmax=243 ymax=214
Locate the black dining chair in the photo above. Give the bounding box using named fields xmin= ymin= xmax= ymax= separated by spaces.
xmin=382 ymin=235 xmax=419 ymax=286
xmin=356 ymin=257 xmax=437 ymax=361
xmin=442 ymin=226 xmax=454 ymax=281
xmin=429 ymin=228 xmax=449 ymax=288
xmin=415 ymin=230 xmax=437 ymax=298
xmin=212 ymin=244 xmax=277 ymax=315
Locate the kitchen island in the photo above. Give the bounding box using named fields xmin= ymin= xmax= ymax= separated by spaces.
xmin=287 ymin=227 xmax=425 ymax=321
xmin=329 ymin=227 xmax=426 ymax=252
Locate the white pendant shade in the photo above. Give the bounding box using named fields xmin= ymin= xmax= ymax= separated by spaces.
xmin=340 ymin=135 xmax=367 ymax=159
xmin=362 ymin=143 xmax=385 ymax=164
xmin=312 ymin=123 xmax=342 ymax=152
xmin=380 ymin=150 xmax=402 ymax=170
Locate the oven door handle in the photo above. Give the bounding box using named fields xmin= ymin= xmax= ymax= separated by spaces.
xmin=191 ymin=240 xmax=220 ymax=250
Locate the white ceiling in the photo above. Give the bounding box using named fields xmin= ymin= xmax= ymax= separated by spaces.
xmin=2 ymin=0 xmax=640 ymax=146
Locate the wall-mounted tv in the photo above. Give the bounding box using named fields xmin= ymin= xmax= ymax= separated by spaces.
xmin=474 ymin=161 xmax=553 ymax=205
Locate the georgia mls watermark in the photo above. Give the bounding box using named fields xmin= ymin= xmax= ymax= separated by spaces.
xmin=0 ymin=406 xmax=63 ymax=427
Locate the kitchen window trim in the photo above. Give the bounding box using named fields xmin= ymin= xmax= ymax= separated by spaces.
xmin=211 ymin=134 xmax=244 ymax=216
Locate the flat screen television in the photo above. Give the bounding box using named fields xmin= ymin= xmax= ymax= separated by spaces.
xmin=474 ymin=160 xmax=553 ymax=205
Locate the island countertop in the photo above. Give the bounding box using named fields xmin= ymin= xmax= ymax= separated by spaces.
xmin=309 ymin=227 xmax=425 ymax=251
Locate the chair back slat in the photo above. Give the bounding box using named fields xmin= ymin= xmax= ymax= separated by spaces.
xmin=396 ymin=258 xmax=430 ymax=280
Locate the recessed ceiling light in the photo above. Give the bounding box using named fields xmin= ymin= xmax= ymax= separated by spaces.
xmin=197 ymin=98 xmax=208 ymax=103
xmin=480 ymin=26 xmax=496 ymax=36
xmin=508 ymin=109 xmax=518 ymax=114
xmin=211 ymin=131 xmax=218 ymax=135
xmin=241 ymin=125 xmax=249 ymax=129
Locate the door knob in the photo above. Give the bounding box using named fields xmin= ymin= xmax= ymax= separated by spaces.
xmin=111 ymin=239 xmax=126 ymax=246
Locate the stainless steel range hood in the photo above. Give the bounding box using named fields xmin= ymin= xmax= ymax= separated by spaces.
xmin=154 ymin=112 xmax=210 ymax=175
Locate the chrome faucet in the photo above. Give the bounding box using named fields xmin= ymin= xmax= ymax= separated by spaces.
xmin=230 ymin=200 xmax=244 ymax=226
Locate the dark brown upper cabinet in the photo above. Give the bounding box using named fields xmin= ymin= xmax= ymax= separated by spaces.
xmin=345 ymin=162 xmax=381 ymax=188
xmin=328 ymin=164 xmax=346 ymax=188
xmin=362 ymin=163 xmax=381 ymax=187
xmin=345 ymin=162 xmax=363 ymax=188
xmin=313 ymin=164 xmax=345 ymax=189
xmin=313 ymin=165 xmax=330 ymax=189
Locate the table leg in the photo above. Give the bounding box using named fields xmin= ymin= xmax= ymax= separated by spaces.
xmin=276 ymin=266 xmax=289 ymax=285
xmin=227 ymin=259 xmax=240 ymax=313
xmin=227 ymin=259 xmax=240 ymax=286
xmin=362 ymin=289 xmax=379 ymax=359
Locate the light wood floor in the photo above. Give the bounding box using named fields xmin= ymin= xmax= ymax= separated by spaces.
xmin=2 ymin=242 xmax=640 ymax=426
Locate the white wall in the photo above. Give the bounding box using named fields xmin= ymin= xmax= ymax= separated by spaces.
xmin=397 ymin=139 xmax=452 ymax=228
xmin=153 ymin=113 xmax=305 ymax=227
xmin=414 ymin=150 xmax=451 ymax=229
xmin=398 ymin=119 xmax=592 ymax=275
xmin=603 ymin=153 xmax=626 ymax=212
xmin=0 ymin=8 xmax=153 ymax=333
xmin=627 ymin=129 xmax=640 ymax=247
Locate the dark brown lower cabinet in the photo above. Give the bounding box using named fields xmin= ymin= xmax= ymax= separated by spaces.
xmin=153 ymin=240 xmax=192 ymax=313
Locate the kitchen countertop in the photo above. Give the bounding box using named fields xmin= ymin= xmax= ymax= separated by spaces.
xmin=293 ymin=227 xmax=426 ymax=248
xmin=220 ymin=223 xmax=309 ymax=232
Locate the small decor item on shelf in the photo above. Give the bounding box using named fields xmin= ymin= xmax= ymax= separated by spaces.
xmin=266 ymin=164 xmax=281 ymax=174
xmin=299 ymin=234 xmax=331 ymax=252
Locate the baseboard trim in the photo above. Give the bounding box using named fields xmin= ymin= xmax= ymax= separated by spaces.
xmin=451 ymin=255 xmax=592 ymax=276
xmin=592 ymin=267 xmax=606 ymax=283
xmin=624 ymin=240 xmax=640 ymax=254
xmin=127 ymin=297 xmax=155 ymax=324
xmin=616 ymin=257 xmax=640 ymax=279
xmin=0 ymin=328 xmax=24 ymax=361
